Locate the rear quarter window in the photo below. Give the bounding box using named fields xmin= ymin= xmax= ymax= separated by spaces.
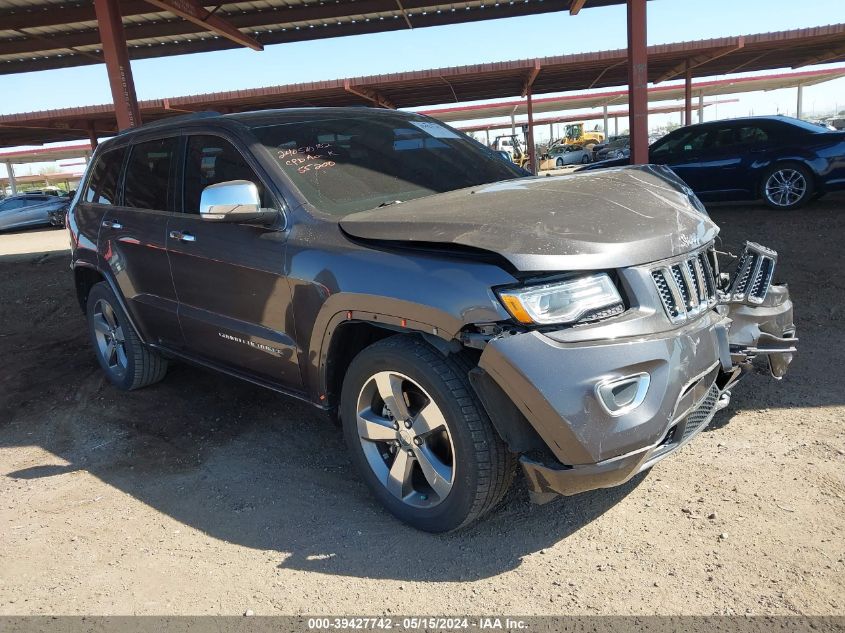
xmin=84 ymin=147 xmax=126 ymax=205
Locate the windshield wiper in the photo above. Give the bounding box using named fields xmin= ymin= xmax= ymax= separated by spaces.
xmin=377 ymin=200 xmax=403 ymax=208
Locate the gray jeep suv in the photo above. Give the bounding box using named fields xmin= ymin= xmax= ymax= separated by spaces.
xmin=68 ymin=108 xmax=797 ymax=532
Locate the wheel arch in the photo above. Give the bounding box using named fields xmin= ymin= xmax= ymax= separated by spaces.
xmin=73 ymin=263 xmax=106 ymax=313
xmin=72 ymin=263 xmax=147 ymax=345
xmin=310 ymin=294 xmax=471 ymax=408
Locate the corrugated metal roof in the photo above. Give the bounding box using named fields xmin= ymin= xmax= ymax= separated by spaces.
xmin=1 ymin=25 xmax=844 ymax=147
xmin=0 ymin=0 xmax=626 ymax=73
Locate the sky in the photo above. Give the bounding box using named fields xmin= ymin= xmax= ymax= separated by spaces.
xmin=2 ymin=0 xmax=845 ymax=175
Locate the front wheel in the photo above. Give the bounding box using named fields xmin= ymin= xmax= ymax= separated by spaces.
xmin=555 ymin=157 xmax=564 ymax=167
xmin=341 ymin=335 xmax=515 ymax=532
xmin=761 ymin=163 xmax=814 ymax=210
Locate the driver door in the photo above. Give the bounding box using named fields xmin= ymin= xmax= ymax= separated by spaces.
xmin=167 ymin=133 xmax=302 ymax=391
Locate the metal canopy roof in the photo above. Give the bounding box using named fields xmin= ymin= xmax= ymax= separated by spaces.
xmin=0 ymin=0 xmax=626 ymax=75
xmin=454 ymin=99 xmax=738 ymax=133
xmin=1 ymin=25 xmax=844 ymax=148
xmin=421 ymin=67 xmax=845 ymax=122
xmin=0 ymin=142 xmax=92 ymax=163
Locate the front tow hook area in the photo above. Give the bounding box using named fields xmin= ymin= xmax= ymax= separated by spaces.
xmin=731 ymin=330 xmax=798 ymax=378
xmin=726 ymin=282 xmax=797 ymax=379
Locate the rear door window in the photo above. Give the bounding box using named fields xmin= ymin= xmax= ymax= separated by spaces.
xmin=736 ymin=126 xmax=768 ymax=144
xmin=1 ymin=198 xmax=24 ymax=210
xmin=84 ymin=147 xmax=126 ymax=205
xmin=123 ymin=137 xmax=178 ymax=211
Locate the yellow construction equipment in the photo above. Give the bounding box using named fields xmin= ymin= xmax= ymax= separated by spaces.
xmin=489 ymin=134 xmax=530 ymax=169
xmin=557 ymin=122 xmax=605 ymax=149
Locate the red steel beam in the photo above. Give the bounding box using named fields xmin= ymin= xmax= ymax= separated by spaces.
xmin=343 ymin=80 xmax=396 ymax=109
xmin=93 ymin=0 xmax=141 ymax=130
xmin=684 ymin=59 xmax=692 ymax=126
xmin=526 ymin=84 xmax=536 ymax=174
xmin=88 ymin=122 xmax=99 ymax=150
xmin=570 ymin=0 xmax=588 ymax=15
xmin=627 ymin=0 xmax=648 ymax=165
xmin=521 ymin=60 xmax=542 ymax=98
xmin=522 ymin=61 xmax=541 ymax=173
xmin=141 ymin=0 xmax=263 ymax=51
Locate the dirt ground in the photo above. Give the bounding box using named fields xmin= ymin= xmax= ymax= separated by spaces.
xmin=0 ymin=196 xmax=843 ymax=616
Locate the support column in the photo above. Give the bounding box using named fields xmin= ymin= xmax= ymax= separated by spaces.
xmin=511 ymin=113 xmax=516 ymax=137
xmin=88 ymin=123 xmax=99 ymax=150
xmin=796 ymin=84 xmax=804 ymax=119
xmin=626 ymin=0 xmax=648 ymax=164
xmin=698 ymin=94 xmax=705 ymax=123
xmin=603 ymin=104 xmax=609 ymax=138
xmin=93 ymin=0 xmax=141 ymax=130
xmin=526 ymin=86 xmax=536 ymax=174
xmin=614 ymin=117 xmax=618 ymax=136
xmin=549 ymin=123 xmax=554 ymax=142
xmin=684 ymin=59 xmax=692 ymax=126
xmin=485 ymin=129 xmax=490 ymax=146
xmin=5 ymin=161 xmax=17 ymax=195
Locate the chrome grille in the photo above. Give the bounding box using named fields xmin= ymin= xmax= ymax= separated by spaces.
xmin=651 ymin=247 xmax=718 ymax=324
xmin=728 ymin=242 xmax=777 ymax=305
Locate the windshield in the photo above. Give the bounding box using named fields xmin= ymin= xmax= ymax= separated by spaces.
xmin=250 ymin=114 xmax=525 ymax=216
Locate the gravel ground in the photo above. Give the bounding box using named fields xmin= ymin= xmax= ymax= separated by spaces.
xmin=0 ymin=196 xmax=843 ymax=616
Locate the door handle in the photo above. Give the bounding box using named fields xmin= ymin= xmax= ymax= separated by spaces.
xmin=169 ymin=230 xmax=196 ymax=243
xmin=101 ymin=219 xmax=123 ymax=229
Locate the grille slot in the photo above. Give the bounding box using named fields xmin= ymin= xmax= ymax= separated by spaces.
xmin=728 ymin=242 xmax=777 ymax=304
xmin=651 ymin=247 xmax=718 ymax=324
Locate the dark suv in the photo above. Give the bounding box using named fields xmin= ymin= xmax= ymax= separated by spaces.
xmin=69 ymin=109 xmax=797 ymax=532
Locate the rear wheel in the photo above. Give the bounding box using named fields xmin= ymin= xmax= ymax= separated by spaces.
xmin=340 ymin=335 xmax=515 ymax=532
xmin=86 ymin=282 xmax=168 ymax=390
xmin=761 ymin=163 xmax=814 ymax=210
xmin=556 ymin=157 xmax=564 ymax=167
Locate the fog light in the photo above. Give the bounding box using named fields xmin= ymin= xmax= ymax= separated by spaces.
xmin=595 ymin=373 xmax=650 ymax=416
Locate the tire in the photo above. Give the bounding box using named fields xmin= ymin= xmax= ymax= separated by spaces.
xmin=761 ymin=163 xmax=814 ymax=210
xmin=340 ymin=335 xmax=515 ymax=532
xmin=556 ymin=158 xmax=564 ymax=167
xmin=85 ymin=282 xmax=168 ymax=390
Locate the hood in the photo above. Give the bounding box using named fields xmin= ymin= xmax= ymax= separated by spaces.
xmin=339 ymin=165 xmax=718 ymax=272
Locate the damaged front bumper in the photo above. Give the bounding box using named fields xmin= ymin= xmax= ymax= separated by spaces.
xmin=474 ymin=242 xmax=797 ymax=501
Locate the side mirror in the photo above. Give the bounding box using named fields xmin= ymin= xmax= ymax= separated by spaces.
xmin=199 ymin=180 xmax=277 ymax=224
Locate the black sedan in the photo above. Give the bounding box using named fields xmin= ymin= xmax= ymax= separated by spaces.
xmin=578 ymin=115 xmax=845 ymax=209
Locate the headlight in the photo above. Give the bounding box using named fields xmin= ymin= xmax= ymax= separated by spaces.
xmin=498 ymin=273 xmax=622 ymax=325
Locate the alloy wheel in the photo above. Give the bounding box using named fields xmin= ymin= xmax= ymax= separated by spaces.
xmin=355 ymin=371 xmax=455 ymax=508
xmin=92 ymin=298 xmax=128 ymax=378
xmin=764 ymin=168 xmax=807 ymax=207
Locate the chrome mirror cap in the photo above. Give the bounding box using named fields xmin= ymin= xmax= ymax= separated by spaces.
xmin=199 ymin=180 xmax=276 ymax=224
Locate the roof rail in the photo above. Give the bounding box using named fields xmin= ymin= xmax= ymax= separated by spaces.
xmin=117 ymin=111 xmax=221 ymax=135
